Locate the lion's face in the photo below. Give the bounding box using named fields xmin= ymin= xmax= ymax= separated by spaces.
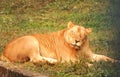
xmin=64 ymin=22 xmax=91 ymax=49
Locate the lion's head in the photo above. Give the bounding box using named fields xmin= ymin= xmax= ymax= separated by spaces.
xmin=64 ymin=22 xmax=92 ymax=49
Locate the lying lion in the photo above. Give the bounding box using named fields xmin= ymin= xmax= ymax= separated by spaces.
xmin=1 ymin=22 xmax=117 ymax=64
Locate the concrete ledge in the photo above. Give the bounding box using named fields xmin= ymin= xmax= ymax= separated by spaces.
xmin=0 ymin=61 xmax=47 ymax=77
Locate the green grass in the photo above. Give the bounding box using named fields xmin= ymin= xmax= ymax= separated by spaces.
xmin=0 ymin=0 xmax=120 ymax=77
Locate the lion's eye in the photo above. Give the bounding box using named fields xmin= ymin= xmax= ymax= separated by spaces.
xmin=71 ymin=31 xmax=75 ymax=35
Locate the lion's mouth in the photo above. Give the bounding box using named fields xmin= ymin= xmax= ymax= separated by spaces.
xmin=71 ymin=44 xmax=80 ymax=49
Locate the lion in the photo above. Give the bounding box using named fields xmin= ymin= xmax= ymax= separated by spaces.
xmin=1 ymin=21 xmax=117 ymax=64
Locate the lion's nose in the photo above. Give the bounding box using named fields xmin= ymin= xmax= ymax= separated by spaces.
xmin=75 ymin=40 xmax=80 ymax=43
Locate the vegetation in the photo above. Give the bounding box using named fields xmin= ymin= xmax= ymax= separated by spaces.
xmin=0 ymin=0 xmax=120 ymax=77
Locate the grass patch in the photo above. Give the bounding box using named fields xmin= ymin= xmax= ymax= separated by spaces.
xmin=0 ymin=0 xmax=120 ymax=77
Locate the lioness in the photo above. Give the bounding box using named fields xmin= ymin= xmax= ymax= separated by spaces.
xmin=1 ymin=22 xmax=117 ymax=64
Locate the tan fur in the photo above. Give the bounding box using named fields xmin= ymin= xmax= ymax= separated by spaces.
xmin=1 ymin=22 xmax=117 ymax=64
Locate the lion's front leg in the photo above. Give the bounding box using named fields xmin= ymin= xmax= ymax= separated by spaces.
xmin=42 ymin=57 xmax=58 ymax=64
xmin=30 ymin=54 xmax=58 ymax=64
xmin=90 ymin=54 xmax=117 ymax=63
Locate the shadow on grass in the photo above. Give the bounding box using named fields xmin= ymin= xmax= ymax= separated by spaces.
xmin=109 ymin=0 xmax=120 ymax=59
xmin=107 ymin=0 xmax=120 ymax=77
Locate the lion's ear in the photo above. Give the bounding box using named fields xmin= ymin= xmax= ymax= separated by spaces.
xmin=85 ymin=28 xmax=92 ymax=35
xmin=67 ymin=21 xmax=74 ymax=28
